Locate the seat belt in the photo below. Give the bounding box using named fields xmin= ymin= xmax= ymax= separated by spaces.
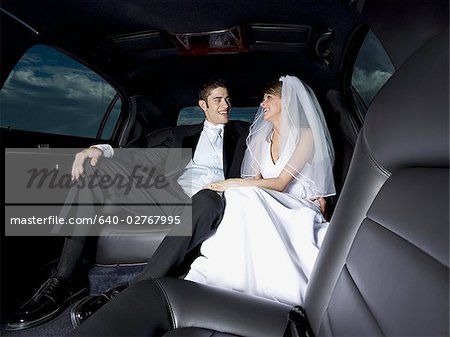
xmin=283 ymin=306 xmax=314 ymax=337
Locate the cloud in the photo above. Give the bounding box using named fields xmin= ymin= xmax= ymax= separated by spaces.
xmin=3 ymin=65 xmax=116 ymax=102
xmin=1 ymin=60 xmax=120 ymax=138
xmin=352 ymin=67 xmax=393 ymax=105
xmin=19 ymin=53 xmax=43 ymax=65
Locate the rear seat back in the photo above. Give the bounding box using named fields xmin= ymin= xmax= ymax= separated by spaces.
xmin=305 ymin=26 xmax=449 ymax=336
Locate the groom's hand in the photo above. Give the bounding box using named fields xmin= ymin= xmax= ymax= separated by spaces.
xmin=71 ymin=147 xmax=103 ymax=181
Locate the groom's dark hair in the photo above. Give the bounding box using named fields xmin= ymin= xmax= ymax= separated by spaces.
xmin=198 ymin=79 xmax=228 ymax=102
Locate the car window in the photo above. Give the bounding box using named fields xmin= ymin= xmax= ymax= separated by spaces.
xmin=0 ymin=45 xmax=121 ymax=139
xmin=351 ymin=30 xmax=395 ymax=116
xmin=177 ymin=106 xmax=257 ymax=125
xmin=100 ymin=94 xmax=122 ymax=139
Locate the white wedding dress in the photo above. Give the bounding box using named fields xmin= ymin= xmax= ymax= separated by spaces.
xmin=184 ymin=140 xmax=329 ymax=306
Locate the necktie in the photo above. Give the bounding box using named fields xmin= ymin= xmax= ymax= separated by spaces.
xmin=211 ymin=127 xmax=223 ymax=154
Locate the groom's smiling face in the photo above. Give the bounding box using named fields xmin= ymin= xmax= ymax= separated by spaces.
xmin=199 ymin=87 xmax=231 ymax=125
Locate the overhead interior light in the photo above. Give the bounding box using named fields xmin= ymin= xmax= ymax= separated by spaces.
xmin=169 ymin=26 xmax=248 ymax=55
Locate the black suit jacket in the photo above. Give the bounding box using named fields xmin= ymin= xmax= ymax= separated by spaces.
xmin=144 ymin=121 xmax=250 ymax=179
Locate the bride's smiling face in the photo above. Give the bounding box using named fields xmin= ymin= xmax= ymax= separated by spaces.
xmin=260 ymin=93 xmax=282 ymax=123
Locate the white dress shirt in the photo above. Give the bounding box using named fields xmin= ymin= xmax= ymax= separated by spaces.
xmin=177 ymin=120 xmax=225 ymax=197
xmin=91 ymin=144 xmax=114 ymax=158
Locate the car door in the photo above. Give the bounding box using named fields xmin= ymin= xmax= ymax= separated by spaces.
xmin=0 ymin=43 xmax=123 ymax=318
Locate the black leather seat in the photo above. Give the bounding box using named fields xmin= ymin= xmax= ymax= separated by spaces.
xmin=73 ymin=278 xmax=291 ymax=337
xmin=304 ymin=25 xmax=449 ymax=335
xmin=69 ymin=12 xmax=449 ymax=337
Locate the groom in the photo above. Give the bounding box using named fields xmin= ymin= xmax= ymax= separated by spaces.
xmin=6 ymin=79 xmax=250 ymax=331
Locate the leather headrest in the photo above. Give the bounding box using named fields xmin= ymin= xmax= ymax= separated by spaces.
xmin=364 ymin=27 xmax=449 ymax=172
xmin=132 ymin=95 xmax=168 ymax=132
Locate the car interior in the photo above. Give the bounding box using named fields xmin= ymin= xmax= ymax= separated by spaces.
xmin=0 ymin=0 xmax=448 ymax=336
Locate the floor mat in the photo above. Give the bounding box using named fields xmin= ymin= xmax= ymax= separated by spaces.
xmin=88 ymin=264 xmax=145 ymax=294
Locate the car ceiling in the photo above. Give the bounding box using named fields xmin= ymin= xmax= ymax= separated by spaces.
xmin=1 ymin=1 xmax=360 ymax=96
xmin=1 ymin=0 xmax=447 ymax=114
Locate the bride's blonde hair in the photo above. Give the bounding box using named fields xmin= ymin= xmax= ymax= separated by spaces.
xmin=263 ymin=80 xmax=282 ymax=97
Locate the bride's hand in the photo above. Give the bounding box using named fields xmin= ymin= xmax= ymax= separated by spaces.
xmin=205 ymin=179 xmax=240 ymax=192
xmin=311 ymin=196 xmax=327 ymax=216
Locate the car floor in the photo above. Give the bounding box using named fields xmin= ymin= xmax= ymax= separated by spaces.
xmin=0 ymin=264 xmax=145 ymax=337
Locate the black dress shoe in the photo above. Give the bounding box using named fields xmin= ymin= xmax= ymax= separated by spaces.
xmin=6 ymin=276 xmax=87 ymax=331
xmin=70 ymin=283 xmax=128 ymax=328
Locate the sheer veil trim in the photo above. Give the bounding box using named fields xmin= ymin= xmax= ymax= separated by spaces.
xmin=241 ymin=75 xmax=335 ymax=198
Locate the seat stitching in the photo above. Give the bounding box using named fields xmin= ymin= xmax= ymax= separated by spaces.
xmin=323 ymin=309 xmax=334 ymax=336
xmin=362 ymin=128 xmax=392 ymax=178
xmin=154 ymin=279 xmax=177 ymax=330
xmin=326 ymin=308 xmax=335 ymax=336
xmin=364 ymin=216 xmax=449 ymax=268
xmin=342 ymin=265 xmax=386 ymax=335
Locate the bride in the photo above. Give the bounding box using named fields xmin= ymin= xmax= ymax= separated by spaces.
xmin=184 ymin=75 xmax=335 ymax=306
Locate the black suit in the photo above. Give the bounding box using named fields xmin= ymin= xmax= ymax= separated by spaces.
xmin=133 ymin=121 xmax=250 ymax=279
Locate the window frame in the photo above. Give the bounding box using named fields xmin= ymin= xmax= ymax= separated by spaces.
xmin=340 ymin=25 xmax=395 ymax=128
xmin=340 ymin=24 xmax=371 ymax=129
xmin=98 ymin=92 xmax=123 ymax=140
